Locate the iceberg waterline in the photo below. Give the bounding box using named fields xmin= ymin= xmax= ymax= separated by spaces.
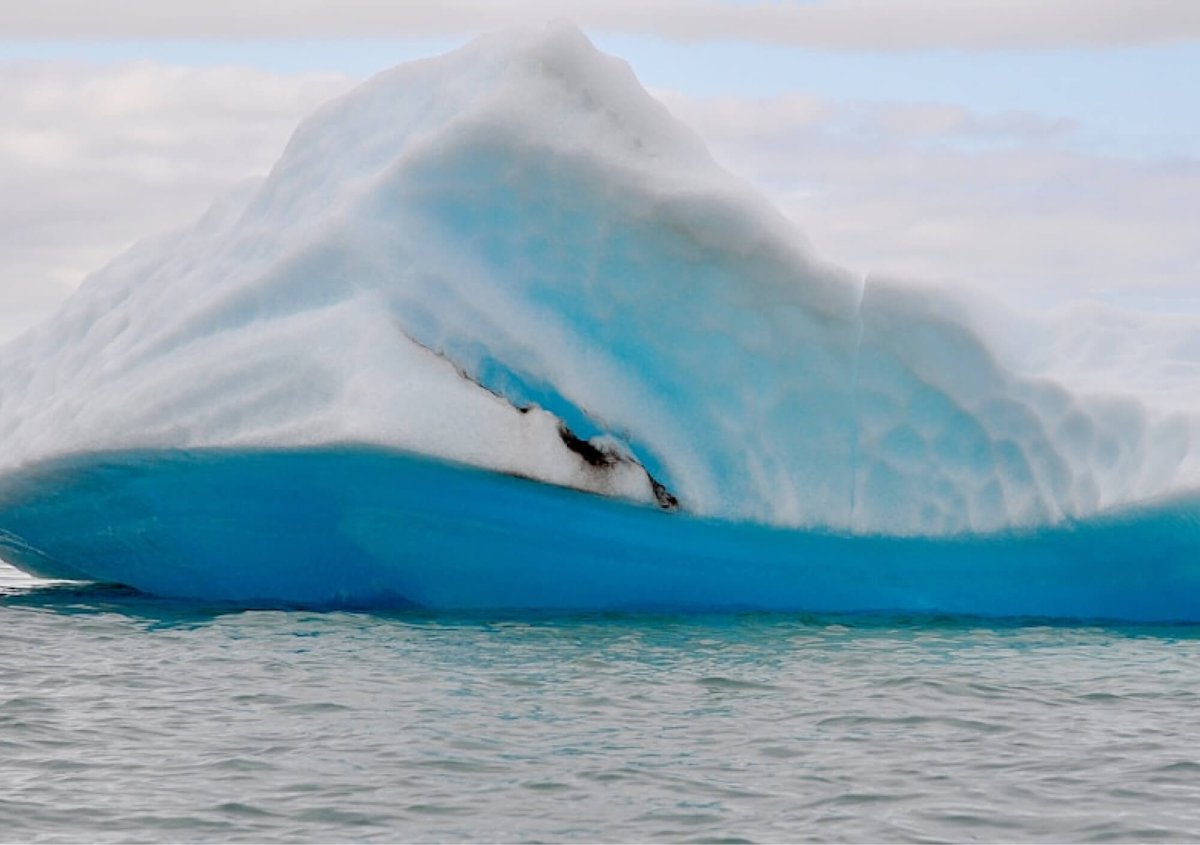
xmin=1 ymin=23 xmax=1198 ymax=614
xmin=3 ymin=446 xmax=1200 ymax=621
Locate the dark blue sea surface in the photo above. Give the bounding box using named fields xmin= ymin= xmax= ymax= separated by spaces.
xmin=2 ymin=564 xmax=1199 ymax=843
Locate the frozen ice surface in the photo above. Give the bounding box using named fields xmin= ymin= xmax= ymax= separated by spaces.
xmin=4 ymin=446 xmax=1200 ymax=620
xmin=1 ymin=22 xmax=1198 ymax=547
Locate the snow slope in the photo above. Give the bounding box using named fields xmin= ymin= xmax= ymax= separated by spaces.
xmin=1 ymin=22 xmax=1197 ymax=535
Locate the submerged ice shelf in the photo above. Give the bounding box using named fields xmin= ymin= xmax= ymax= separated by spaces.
xmin=1 ymin=23 xmax=1198 ymax=617
xmin=3 ymin=446 xmax=1200 ymax=621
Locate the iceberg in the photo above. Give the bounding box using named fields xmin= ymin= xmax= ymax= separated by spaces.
xmin=1 ymin=23 xmax=1198 ymax=619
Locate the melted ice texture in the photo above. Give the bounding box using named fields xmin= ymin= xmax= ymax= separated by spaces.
xmin=1 ymin=22 xmax=1198 ymax=535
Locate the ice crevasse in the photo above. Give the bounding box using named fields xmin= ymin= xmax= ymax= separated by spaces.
xmin=1 ymin=23 xmax=1199 ymax=616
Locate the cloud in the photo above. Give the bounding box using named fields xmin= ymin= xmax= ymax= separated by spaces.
xmin=2 ymin=0 xmax=1198 ymax=50
xmin=0 ymin=62 xmax=354 ymax=340
xmin=660 ymin=91 xmax=1200 ymax=305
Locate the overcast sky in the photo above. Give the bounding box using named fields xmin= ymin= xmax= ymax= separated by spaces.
xmin=7 ymin=0 xmax=1200 ymax=47
xmin=1 ymin=0 xmax=1198 ymax=341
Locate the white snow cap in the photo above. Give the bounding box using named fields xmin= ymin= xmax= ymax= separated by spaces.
xmin=1 ymin=22 xmax=1196 ymax=533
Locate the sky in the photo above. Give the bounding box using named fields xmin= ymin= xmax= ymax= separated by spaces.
xmin=1 ymin=0 xmax=1198 ymax=342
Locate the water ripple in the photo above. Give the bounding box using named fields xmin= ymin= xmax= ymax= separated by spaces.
xmin=2 ymin=571 xmax=1200 ymax=841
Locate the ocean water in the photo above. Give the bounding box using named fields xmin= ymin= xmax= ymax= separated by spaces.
xmin=2 ymin=564 xmax=1200 ymax=843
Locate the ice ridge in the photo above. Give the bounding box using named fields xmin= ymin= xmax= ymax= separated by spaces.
xmin=0 ymin=22 xmax=1197 ymax=535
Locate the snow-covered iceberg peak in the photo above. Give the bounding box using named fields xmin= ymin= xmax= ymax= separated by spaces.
xmin=1 ymin=22 xmax=1197 ymax=534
